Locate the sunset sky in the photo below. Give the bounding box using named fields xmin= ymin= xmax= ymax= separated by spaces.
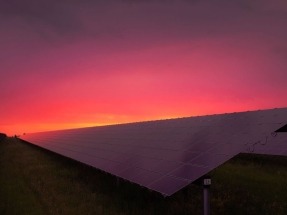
xmin=1 ymin=0 xmax=287 ymax=135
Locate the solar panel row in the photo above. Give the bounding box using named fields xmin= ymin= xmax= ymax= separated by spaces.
xmin=21 ymin=108 xmax=287 ymax=196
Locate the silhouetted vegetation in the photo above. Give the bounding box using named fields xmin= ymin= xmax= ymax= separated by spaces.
xmin=0 ymin=133 xmax=6 ymax=142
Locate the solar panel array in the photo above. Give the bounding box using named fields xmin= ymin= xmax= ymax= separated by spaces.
xmin=245 ymin=133 xmax=287 ymax=156
xmin=21 ymin=108 xmax=287 ymax=196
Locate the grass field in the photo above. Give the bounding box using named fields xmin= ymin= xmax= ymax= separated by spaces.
xmin=0 ymin=137 xmax=287 ymax=215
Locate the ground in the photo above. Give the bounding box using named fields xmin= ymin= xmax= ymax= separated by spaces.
xmin=0 ymin=137 xmax=286 ymax=215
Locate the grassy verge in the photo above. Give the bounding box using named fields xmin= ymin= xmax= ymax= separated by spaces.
xmin=0 ymin=137 xmax=286 ymax=215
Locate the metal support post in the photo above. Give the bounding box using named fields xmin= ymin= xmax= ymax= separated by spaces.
xmin=203 ymin=176 xmax=211 ymax=215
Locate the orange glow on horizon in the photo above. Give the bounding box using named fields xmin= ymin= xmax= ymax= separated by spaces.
xmin=3 ymin=104 xmax=285 ymax=136
xmin=3 ymin=113 xmax=194 ymax=136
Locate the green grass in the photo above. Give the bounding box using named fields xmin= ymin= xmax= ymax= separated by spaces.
xmin=0 ymin=137 xmax=286 ymax=215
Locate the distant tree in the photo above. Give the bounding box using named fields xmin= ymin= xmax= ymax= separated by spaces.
xmin=0 ymin=133 xmax=7 ymax=142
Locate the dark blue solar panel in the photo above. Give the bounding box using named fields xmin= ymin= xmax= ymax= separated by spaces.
xmin=20 ymin=108 xmax=287 ymax=196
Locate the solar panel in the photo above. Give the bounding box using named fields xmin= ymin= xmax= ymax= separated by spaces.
xmin=20 ymin=108 xmax=287 ymax=196
xmin=247 ymin=133 xmax=287 ymax=156
xmin=275 ymin=124 xmax=287 ymax=132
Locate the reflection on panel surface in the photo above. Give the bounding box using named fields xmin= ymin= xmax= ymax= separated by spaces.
xmin=21 ymin=108 xmax=287 ymax=196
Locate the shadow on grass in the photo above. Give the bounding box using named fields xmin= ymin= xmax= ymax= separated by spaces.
xmin=15 ymin=138 xmax=202 ymax=215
